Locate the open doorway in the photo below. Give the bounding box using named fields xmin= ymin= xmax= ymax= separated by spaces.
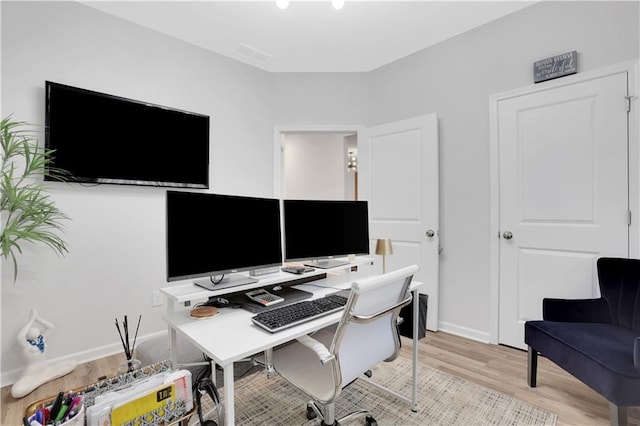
xmin=275 ymin=128 xmax=361 ymax=201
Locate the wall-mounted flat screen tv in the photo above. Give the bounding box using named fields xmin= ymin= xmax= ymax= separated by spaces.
xmin=45 ymin=81 xmax=210 ymax=188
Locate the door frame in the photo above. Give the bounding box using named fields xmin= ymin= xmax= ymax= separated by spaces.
xmin=488 ymin=60 xmax=639 ymax=344
xmin=273 ymin=125 xmax=365 ymax=199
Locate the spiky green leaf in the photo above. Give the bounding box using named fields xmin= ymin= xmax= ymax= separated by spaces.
xmin=1 ymin=116 xmax=70 ymax=282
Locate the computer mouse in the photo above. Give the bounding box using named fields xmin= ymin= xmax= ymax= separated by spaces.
xmin=272 ymin=285 xmax=282 ymax=291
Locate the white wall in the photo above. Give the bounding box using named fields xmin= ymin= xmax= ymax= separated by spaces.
xmin=272 ymin=73 xmax=368 ymax=125
xmin=0 ymin=0 xmax=270 ymax=382
xmin=366 ymin=0 xmax=640 ymax=338
xmin=282 ymin=133 xmax=347 ymax=200
xmin=1 ymin=0 xmax=638 ymax=385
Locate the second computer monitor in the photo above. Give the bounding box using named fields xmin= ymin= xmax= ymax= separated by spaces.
xmin=282 ymin=199 xmax=370 ymax=269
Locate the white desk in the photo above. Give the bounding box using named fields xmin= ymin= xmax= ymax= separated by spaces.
xmin=161 ymin=262 xmax=423 ymax=425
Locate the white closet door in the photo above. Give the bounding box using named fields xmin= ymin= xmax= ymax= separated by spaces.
xmin=496 ymin=71 xmax=629 ymax=349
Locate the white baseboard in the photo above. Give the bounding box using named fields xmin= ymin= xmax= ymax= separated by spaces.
xmin=0 ymin=331 xmax=167 ymax=388
xmin=436 ymin=321 xmax=491 ymax=344
xmin=1 ymin=323 xmax=491 ymax=388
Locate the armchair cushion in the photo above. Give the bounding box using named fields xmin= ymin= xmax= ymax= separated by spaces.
xmin=526 ymin=321 xmax=640 ymax=406
xmin=542 ymin=298 xmax=611 ymax=323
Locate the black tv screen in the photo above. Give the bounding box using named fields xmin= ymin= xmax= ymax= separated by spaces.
xmin=166 ymin=191 xmax=283 ymax=289
xmin=45 ymin=81 xmax=209 ymax=188
xmin=283 ymin=199 xmax=370 ymax=269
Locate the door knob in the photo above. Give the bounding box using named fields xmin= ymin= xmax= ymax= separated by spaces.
xmin=426 ymin=229 xmax=435 ymax=238
xmin=503 ymin=231 xmax=513 ymax=240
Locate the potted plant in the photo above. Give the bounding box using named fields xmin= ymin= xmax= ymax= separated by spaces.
xmin=0 ymin=116 xmax=70 ymax=281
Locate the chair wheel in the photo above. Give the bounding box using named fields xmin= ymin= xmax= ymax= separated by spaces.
xmin=306 ymin=405 xmax=317 ymax=420
xmin=365 ymin=415 xmax=377 ymax=426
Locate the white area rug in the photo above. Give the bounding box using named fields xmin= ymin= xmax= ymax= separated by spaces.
xmin=194 ymin=355 xmax=557 ymax=425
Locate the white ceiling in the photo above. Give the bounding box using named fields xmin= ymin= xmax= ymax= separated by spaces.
xmin=81 ymin=0 xmax=536 ymax=73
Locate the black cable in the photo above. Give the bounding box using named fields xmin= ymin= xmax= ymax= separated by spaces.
xmin=210 ymin=275 xmax=224 ymax=284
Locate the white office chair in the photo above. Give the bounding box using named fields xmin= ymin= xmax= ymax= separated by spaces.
xmin=271 ymin=264 xmax=419 ymax=426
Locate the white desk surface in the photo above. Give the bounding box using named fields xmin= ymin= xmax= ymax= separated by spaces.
xmin=163 ymin=271 xmax=422 ymax=367
xmin=160 ymin=256 xmax=374 ymax=305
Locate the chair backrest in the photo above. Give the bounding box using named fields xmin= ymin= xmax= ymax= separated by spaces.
xmin=330 ymin=264 xmax=418 ymax=387
xmin=597 ymin=257 xmax=640 ymax=332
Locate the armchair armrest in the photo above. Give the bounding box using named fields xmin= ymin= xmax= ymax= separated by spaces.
xmin=542 ymin=297 xmax=611 ymax=323
xmin=296 ymin=334 xmax=335 ymax=365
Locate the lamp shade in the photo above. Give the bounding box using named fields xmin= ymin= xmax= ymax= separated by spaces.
xmin=375 ymin=238 xmax=393 ymax=255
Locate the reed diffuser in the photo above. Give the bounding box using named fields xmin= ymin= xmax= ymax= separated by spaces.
xmin=115 ymin=314 xmax=142 ymax=374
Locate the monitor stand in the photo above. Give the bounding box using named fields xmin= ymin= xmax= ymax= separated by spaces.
xmin=303 ymin=258 xmax=350 ymax=269
xmin=194 ymin=274 xmax=258 ymax=291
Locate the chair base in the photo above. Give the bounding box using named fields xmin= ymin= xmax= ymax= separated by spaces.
xmin=306 ymin=401 xmax=377 ymax=426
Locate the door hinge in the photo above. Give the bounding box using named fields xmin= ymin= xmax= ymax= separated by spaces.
xmin=625 ymin=95 xmax=633 ymax=113
xmin=628 ymin=210 xmax=632 ymax=226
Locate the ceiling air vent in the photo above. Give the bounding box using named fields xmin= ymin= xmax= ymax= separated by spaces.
xmin=232 ymin=43 xmax=274 ymax=64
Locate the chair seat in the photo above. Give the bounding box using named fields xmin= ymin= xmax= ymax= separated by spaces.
xmin=273 ymin=328 xmax=337 ymax=402
xmin=525 ymin=321 xmax=640 ymax=406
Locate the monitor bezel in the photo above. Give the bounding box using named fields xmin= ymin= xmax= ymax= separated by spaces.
xmin=166 ymin=191 xmax=283 ymax=285
xmin=282 ymin=199 xmax=370 ymax=264
xmin=44 ymin=80 xmax=210 ymax=189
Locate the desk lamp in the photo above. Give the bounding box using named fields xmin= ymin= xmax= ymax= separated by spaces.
xmin=375 ymin=238 xmax=393 ymax=274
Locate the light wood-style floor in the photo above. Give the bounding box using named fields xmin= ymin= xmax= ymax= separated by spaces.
xmin=2 ymin=331 xmax=638 ymax=425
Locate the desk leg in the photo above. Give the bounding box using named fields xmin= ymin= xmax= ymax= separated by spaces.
xmin=411 ymin=288 xmax=419 ymax=412
xmin=168 ymin=326 xmax=178 ymax=366
xmin=210 ymin=359 xmax=218 ymax=387
xmin=223 ymin=364 xmax=235 ymax=426
xmin=264 ymin=348 xmax=277 ymax=378
xmin=166 ymin=295 xmax=178 ymax=367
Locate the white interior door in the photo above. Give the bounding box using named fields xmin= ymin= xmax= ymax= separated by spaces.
xmin=495 ymin=71 xmax=630 ymax=349
xmin=359 ymin=114 xmax=440 ymax=331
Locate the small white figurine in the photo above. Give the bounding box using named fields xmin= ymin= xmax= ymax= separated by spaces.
xmin=11 ymin=308 xmax=78 ymax=398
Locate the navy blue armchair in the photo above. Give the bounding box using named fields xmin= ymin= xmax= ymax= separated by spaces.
xmin=525 ymin=257 xmax=640 ymax=426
